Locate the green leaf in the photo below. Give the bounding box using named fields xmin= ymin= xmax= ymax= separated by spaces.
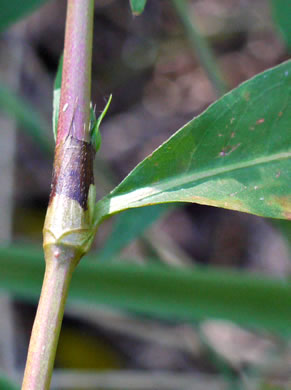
xmin=95 ymin=61 xmax=291 ymax=224
xmin=0 ymin=245 xmax=291 ymax=335
xmin=0 ymin=82 xmax=52 ymax=154
xmin=129 ymin=0 xmax=147 ymax=15
xmin=270 ymin=0 xmax=291 ymax=51
xmin=0 ymin=374 xmax=19 ymax=390
xmin=98 ymin=204 xmax=169 ymax=261
xmin=0 ymin=0 xmax=49 ymax=31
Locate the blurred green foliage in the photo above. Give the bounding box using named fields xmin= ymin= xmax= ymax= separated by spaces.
xmin=97 ymin=204 xmax=169 ymax=261
xmin=0 ymin=245 xmax=291 ymax=335
xmin=129 ymin=0 xmax=147 ymax=15
xmin=0 ymin=83 xmax=52 ymax=154
xmin=271 ymin=0 xmax=291 ymax=51
xmin=0 ymin=374 xmax=19 ymax=390
xmin=0 ymin=0 xmax=49 ymax=32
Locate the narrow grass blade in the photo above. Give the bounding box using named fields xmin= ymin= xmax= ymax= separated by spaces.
xmin=0 ymin=83 xmax=52 ymax=154
xmin=0 ymin=245 xmax=290 ymax=335
xmin=97 ymin=204 xmax=169 ymax=261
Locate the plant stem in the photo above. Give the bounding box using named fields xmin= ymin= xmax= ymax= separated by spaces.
xmin=21 ymin=249 xmax=78 ymax=390
xmin=57 ymin=0 xmax=94 ymax=143
xmin=22 ymin=1 xmax=95 ymax=389
xmin=171 ymin=0 xmax=227 ymax=97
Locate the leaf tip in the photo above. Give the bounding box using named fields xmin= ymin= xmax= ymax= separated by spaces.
xmin=129 ymin=0 xmax=147 ymax=16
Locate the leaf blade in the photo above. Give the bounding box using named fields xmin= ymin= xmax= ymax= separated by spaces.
xmin=96 ymin=61 xmax=291 ymax=222
xmin=97 ymin=204 xmax=169 ymax=261
xmin=0 ymin=82 xmax=52 ymax=154
xmin=0 ymin=245 xmax=291 ymax=335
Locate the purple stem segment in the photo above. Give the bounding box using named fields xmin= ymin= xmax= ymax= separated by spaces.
xmin=57 ymin=0 xmax=94 ymax=144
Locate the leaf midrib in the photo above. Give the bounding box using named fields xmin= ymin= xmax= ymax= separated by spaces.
xmin=101 ymin=150 xmax=290 ymax=215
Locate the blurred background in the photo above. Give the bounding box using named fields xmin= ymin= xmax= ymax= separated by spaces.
xmin=0 ymin=0 xmax=290 ymax=389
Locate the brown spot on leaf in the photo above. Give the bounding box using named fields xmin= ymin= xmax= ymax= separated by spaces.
xmin=278 ymin=111 xmax=283 ymax=117
xmin=50 ymin=136 xmax=95 ymax=210
xmin=272 ymin=196 xmax=291 ymax=220
xmin=256 ymin=118 xmax=265 ymax=125
xmin=243 ymin=91 xmax=250 ymax=101
xmin=219 ymin=143 xmax=241 ymax=157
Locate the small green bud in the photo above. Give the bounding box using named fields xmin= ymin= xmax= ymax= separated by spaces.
xmin=90 ymin=94 xmax=112 ymax=153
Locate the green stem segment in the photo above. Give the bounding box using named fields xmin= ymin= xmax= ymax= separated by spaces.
xmin=21 ymin=249 xmax=78 ymax=390
xmin=171 ymin=0 xmax=227 ymax=97
xmin=22 ymin=1 xmax=95 ymax=389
